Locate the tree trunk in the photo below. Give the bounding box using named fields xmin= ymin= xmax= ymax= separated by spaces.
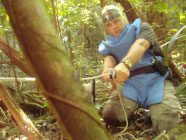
xmin=2 ymin=0 xmax=112 ymax=140
xmin=115 ymin=0 xmax=145 ymax=23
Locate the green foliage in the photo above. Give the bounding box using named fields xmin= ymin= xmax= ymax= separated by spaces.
xmin=0 ymin=0 xmax=185 ymax=99
xmin=128 ymin=0 xmax=143 ymax=5
xmin=41 ymin=0 xmax=58 ymax=18
xmin=176 ymin=77 xmax=186 ymax=108
xmin=168 ymin=124 xmax=186 ymax=140
xmin=176 ymin=78 xmax=186 ymax=95
xmin=164 ymin=25 xmax=186 ymax=66
xmin=54 ymin=0 xmax=104 ymax=76
xmin=57 ymin=0 xmax=100 ymax=28
xmin=0 ymin=0 xmax=185 ymax=139
xmin=0 ymin=3 xmax=12 ymax=36
xmin=73 ymin=43 xmax=89 ymax=75
xmin=176 ymin=133 xmax=186 ymax=140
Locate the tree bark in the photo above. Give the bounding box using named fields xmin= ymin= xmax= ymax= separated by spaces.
xmin=115 ymin=0 xmax=145 ymax=23
xmin=2 ymin=0 xmax=112 ymax=140
xmin=0 ymin=36 xmax=33 ymax=76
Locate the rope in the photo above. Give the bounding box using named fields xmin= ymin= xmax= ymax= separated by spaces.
xmin=114 ymin=84 xmax=138 ymax=140
xmin=114 ymin=84 xmax=129 ymax=137
xmin=0 ymin=73 xmax=109 ymax=82
xmin=155 ymin=130 xmax=169 ymax=140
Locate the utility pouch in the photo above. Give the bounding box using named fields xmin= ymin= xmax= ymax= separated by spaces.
xmin=152 ymin=59 xmax=168 ymax=76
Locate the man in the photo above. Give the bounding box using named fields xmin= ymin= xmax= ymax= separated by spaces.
xmin=99 ymin=5 xmax=180 ymax=132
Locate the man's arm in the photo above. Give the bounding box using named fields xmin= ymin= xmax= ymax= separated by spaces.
xmin=123 ymin=39 xmax=150 ymax=65
xmin=114 ymin=39 xmax=151 ymax=83
xmin=114 ymin=22 xmax=156 ymax=83
xmin=102 ymin=55 xmax=116 ymax=81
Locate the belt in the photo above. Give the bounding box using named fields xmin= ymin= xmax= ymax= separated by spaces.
xmin=130 ymin=65 xmax=156 ymax=77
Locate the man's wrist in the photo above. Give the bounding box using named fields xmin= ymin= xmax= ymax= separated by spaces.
xmin=120 ymin=60 xmax=132 ymax=70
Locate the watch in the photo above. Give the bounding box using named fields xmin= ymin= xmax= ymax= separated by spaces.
xmin=120 ymin=60 xmax=132 ymax=70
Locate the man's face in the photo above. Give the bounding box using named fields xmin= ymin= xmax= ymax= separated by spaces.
xmin=104 ymin=17 xmax=125 ymax=36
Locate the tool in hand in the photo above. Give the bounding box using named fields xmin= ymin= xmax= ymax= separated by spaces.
xmin=109 ymin=69 xmax=116 ymax=79
xmin=81 ymin=69 xmax=116 ymax=81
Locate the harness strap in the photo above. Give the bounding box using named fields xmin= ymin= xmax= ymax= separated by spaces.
xmin=130 ymin=65 xmax=156 ymax=77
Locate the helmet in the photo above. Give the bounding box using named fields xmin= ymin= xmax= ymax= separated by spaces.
xmin=102 ymin=5 xmax=121 ymax=23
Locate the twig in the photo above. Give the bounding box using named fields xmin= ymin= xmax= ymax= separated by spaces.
xmin=121 ymin=133 xmax=138 ymax=140
xmin=139 ymin=128 xmax=151 ymax=136
xmin=50 ymin=0 xmax=57 ymax=30
xmin=0 ymin=106 xmax=7 ymax=119
xmin=160 ymin=35 xmax=186 ymax=48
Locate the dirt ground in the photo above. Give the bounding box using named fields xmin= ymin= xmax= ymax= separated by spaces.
xmin=0 ymin=81 xmax=186 ymax=140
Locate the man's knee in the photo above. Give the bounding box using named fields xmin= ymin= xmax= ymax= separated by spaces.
xmin=149 ymin=103 xmax=180 ymax=132
xmin=149 ymin=80 xmax=181 ymax=132
xmin=102 ymin=95 xmax=139 ymax=123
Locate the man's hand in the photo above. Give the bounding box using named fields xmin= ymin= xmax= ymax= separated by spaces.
xmin=102 ymin=55 xmax=116 ymax=82
xmin=113 ymin=63 xmax=130 ymax=83
xmin=102 ymin=68 xmax=114 ymax=82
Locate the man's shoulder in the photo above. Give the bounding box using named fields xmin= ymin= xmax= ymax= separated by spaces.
xmin=136 ymin=21 xmax=157 ymax=46
xmin=137 ymin=21 xmax=154 ymax=37
xmin=140 ymin=22 xmax=152 ymax=30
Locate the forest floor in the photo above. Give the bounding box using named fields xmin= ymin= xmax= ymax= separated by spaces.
xmin=0 ymin=79 xmax=186 ymax=140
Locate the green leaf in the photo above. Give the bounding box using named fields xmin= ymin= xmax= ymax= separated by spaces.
xmin=180 ymin=14 xmax=185 ymax=21
xmin=171 ymin=28 xmax=179 ymax=32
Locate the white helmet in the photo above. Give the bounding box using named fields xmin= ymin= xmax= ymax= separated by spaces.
xmin=102 ymin=5 xmax=121 ymax=23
